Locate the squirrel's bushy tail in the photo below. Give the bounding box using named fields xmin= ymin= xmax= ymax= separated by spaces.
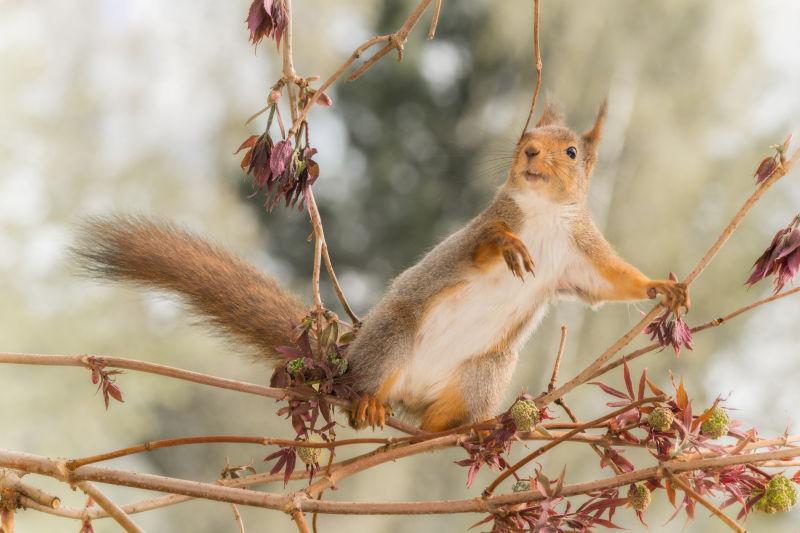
xmin=74 ymin=216 xmax=306 ymax=364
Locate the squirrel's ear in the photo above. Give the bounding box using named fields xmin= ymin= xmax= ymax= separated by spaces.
xmin=582 ymin=98 xmax=608 ymax=149
xmin=535 ymin=98 xmax=564 ymax=128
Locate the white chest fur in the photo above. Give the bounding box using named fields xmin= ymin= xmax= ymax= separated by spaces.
xmin=391 ymin=194 xmax=585 ymax=407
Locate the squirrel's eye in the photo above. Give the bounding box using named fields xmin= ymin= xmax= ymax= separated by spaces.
xmin=566 ymin=146 xmax=577 ymax=160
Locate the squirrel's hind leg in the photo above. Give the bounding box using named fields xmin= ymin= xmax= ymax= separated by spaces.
xmin=420 ymin=350 xmax=518 ymax=432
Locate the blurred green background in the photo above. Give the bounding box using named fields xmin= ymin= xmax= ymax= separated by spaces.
xmin=2 ymin=0 xmax=800 ymax=531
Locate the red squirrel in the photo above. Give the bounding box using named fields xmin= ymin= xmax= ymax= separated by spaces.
xmin=75 ymin=99 xmax=689 ymax=433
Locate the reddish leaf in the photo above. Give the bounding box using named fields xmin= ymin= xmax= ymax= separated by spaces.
xmin=676 ymin=378 xmax=688 ymax=410
xmin=589 ymin=381 xmax=630 ymax=400
xmin=106 ymin=383 xmax=124 ymax=403
xmin=623 ymin=359 xmax=634 ymax=399
xmin=646 ymin=377 xmax=666 ymax=397
xmin=235 ymin=135 xmax=259 ymax=154
xmin=637 ymin=368 xmax=647 ymax=401
xmin=666 ymin=479 xmax=676 ymax=507
xmin=754 ymin=155 xmax=778 ymax=184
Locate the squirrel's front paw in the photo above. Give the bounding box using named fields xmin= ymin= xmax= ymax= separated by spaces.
xmin=348 ymin=394 xmax=390 ymax=430
xmin=500 ymin=234 xmax=535 ymax=280
xmin=647 ymin=274 xmax=690 ymax=312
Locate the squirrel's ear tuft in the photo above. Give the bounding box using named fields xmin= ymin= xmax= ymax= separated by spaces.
xmin=582 ymin=98 xmax=608 ymax=148
xmin=535 ymin=97 xmax=564 ymax=128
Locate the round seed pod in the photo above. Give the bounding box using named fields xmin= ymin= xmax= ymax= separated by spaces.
xmin=646 ymin=405 xmax=675 ymax=432
xmin=756 ymin=475 xmax=798 ymax=514
xmin=510 ymin=399 xmax=539 ymax=432
xmin=628 ymin=483 xmax=652 ymax=512
xmin=700 ymin=406 xmax=730 ymax=439
xmin=512 ymin=480 xmax=531 ymax=493
xmin=296 ymin=435 xmax=328 ymax=466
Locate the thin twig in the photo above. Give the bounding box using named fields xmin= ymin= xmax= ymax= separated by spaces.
xmin=427 ymin=0 xmax=442 ymax=39
xmin=312 ymin=446 xmax=336 ymax=533
xmin=282 ymin=0 xmax=298 ymax=122
xmin=75 ymin=481 xmax=144 ymax=533
xmin=520 ymin=0 xmax=542 ymax=137
xmin=230 ymin=503 xmax=246 ymax=533
xmin=66 ymin=434 xmax=391 ymax=470
xmin=548 ymin=325 xmax=568 ymax=391
xmin=321 ymin=238 xmax=360 ymax=324
xmin=292 ymin=508 xmax=311 ymax=533
xmin=666 ymin=473 xmax=746 ymax=533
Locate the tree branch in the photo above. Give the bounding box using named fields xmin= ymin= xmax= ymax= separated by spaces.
xmin=75 ymin=481 xmax=144 ymax=533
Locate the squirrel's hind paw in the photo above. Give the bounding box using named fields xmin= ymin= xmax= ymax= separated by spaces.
xmin=348 ymin=394 xmax=390 ymax=430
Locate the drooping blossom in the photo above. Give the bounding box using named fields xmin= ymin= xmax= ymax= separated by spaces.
xmin=235 ymin=133 xmax=273 ymax=188
xmin=246 ymin=0 xmax=288 ymax=48
xmin=645 ymin=309 xmax=693 ymax=357
xmin=746 ymin=215 xmax=800 ymax=293
xmin=236 ymin=134 xmax=321 ymax=211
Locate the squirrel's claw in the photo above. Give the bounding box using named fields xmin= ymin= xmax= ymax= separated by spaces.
xmin=501 ymin=236 xmax=535 ymax=280
xmin=349 ymin=394 xmax=389 ymax=430
xmin=647 ymin=277 xmax=690 ymax=313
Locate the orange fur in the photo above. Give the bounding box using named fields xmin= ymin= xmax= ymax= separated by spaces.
xmin=420 ymin=381 xmax=469 ymax=432
xmin=472 ymin=221 xmax=534 ymax=278
xmin=590 ymin=255 xmax=651 ymax=301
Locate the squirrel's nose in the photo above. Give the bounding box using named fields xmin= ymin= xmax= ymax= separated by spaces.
xmin=524 ymin=145 xmax=541 ymax=159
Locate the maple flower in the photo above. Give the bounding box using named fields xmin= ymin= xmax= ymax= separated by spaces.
xmin=746 ymin=215 xmax=800 ymax=293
